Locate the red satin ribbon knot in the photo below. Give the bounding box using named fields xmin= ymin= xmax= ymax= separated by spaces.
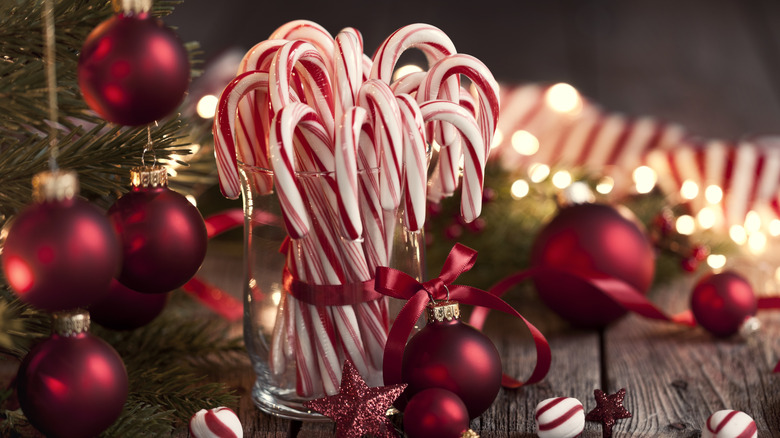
xmin=375 ymin=243 xmax=552 ymax=389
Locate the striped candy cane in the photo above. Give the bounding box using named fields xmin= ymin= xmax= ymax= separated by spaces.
xmin=269 ymin=19 xmax=335 ymax=76
xmin=396 ymin=93 xmax=428 ymax=231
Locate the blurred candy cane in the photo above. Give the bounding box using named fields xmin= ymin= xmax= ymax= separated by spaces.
xmin=396 ymin=93 xmax=428 ymax=231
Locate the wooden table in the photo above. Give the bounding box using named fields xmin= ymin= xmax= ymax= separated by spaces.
xmin=164 ymin=0 xmax=780 ymax=436
xmin=182 ymin=244 xmax=780 ymax=437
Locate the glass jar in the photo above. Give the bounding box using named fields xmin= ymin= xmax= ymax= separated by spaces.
xmin=240 ymin=162 xmax=424 ymax=420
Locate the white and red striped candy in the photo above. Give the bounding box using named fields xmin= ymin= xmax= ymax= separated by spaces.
xmin=702 ymin=409 xmax=757 ymax=438
xmin=534 ymin=397 xmax=585 ymax=438
xmin=189 ymin=407 xmax=243 ymax=438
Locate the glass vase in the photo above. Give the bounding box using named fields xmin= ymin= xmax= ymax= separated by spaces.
xmin=239 ymin=161 xmax=424 ymax=420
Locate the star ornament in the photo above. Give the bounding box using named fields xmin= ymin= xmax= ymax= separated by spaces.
xmin=585 ymin=388 xmax=632 ymax=438
xmin=303 ymin=359 xmax=406 ymax=438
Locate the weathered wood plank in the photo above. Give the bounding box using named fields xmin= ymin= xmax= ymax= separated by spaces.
xmin=604 ymin=278 xmax=780 ymax=437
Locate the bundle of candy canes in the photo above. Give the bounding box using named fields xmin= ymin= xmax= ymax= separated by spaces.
xmin=213 ymin=20 xmax=499 ymax=396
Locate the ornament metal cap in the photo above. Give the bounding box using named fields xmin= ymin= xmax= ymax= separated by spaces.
xmin=52 ymin=311 xmax=91 ymax=337
xmin=113 ymin=0 xmax=152 ymax=15
xmin=426 ymin=301 xmax=461 ymax=323
xmin=32 ymin=170 xmax=79 ymax=202
xmin=131 ymin=165 xmax=168 ymax=188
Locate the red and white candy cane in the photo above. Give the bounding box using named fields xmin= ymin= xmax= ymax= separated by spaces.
xmin=396 ymin=93 xmax=428 ymax=232
xmin=335 ymin=107 xmax=366 ymax=241
xmin=269 ymin=40 xmax=335 ymax=139
xmin=357 ymin=79 xmax=404 ymax=211
xmin=214 ymin=70 xmax=278 ymax=199
xmin=420 ymin=100 xmax=486 ymax=223
xmin=333 ymin=28 xmax=363 ymax=123
xmin=389 ymin=70 xmax=426 ymax=96
xmin=269 ymin=19 xmax=335 ymax=75
xmin=419 ymin=54 xmax=500 ymax=157
xmin=371 ymin=23 xmax=461 ymax=196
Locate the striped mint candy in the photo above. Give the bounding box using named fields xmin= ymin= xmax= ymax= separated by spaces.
xmin=189 ymin=407 xmax=243 ymax=438
xmin=534 ymin=397 xmax=585 ymax=438
xmin=703 ymin=410 xmax=757 ymax=438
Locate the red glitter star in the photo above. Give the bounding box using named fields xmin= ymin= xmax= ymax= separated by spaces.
xmin=303 ymin=359 xmax=406 ymax=438
xmin=585 ymin=388 xmax=632 ymax=438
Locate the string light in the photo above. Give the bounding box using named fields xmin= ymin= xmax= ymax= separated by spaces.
xmin=675 ymin=215 xmax=695 ymax=235
xmin=271 ymin=291 xmax=282 ymax=306
xmin=707 ymin=254 xmax=727 ymax=270
xmin=770 ymin=219 xmax=780 ymax=237
xmin=392 ymin=64 xmax=423 ymax=82
xmin=680 ymin=180 xmax=699 ymax=200
xmin=528 ymin=163 xmax=550 ymax=183
xmin=551 ymin=171 xmax=572 ymax=189
xmin=196 ymin=94 xmax=218 ymax=119
xmin=744 ymin=210 xmax=761 ymax=234
xmin=545 ymin=83 xmax=581 ymax=114
xmin=511 ymin=130 xmax=539 ymax=156
xmin=510 ymin=179 xmax=530 ymax=199
xmin=633 ymin=166 xmax=657 ymax=194
xmin=704 ymin=185 xmax=723 ymax=204
xmin=748 ymin=232 xmax=767 ymax=254
xmin=729 ymin=225 xmax=747 ymax=245
xmin=696 ymin=207 xmax=716 ymax=229
xmin=596 ymin=176 xmax=614 ymax=195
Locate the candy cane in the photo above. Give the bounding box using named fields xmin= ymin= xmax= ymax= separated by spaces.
xmin=420 ymin=100 xmax=486 ymax=222
xmin=333 ymin=28 xmax=363 ymax=123
xmin=370 ymin=23 xmax=461 ymax=196
xmin=390 ymin=70 xmax=426 ymax=96
xmin=269 ymin=40 xmax=335 ymax=139
xmin=357 ymin=79 xmax=404 ymax=211
xmin=335 ymin=107 xmax=366 ymax=240
xmin=269 ymin=19 xmax=335 ymax=75
xmin=396 ymin=93 xmax=428 ymax=231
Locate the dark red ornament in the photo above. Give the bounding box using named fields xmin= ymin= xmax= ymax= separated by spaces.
xmin=89 ymin=278 xmax=169 ymax=330
xmin=402 ymin=301 xmax=502 ymax=419
xmin=78 ymin=11 xmax=190 ymax=126
xmin=403 ymin=388 xmax=470 ymax=438
xmin=531 ymin=203 xmax=655 ymax=327
xmin=691 ymin=271 xmax=757 ymax=337
xmin=585 ymin=388 xmax=632 ymax=438
xmin=16 ymin=312 xmax=128 ymax=438
xmin=1 ymin=171 xmax=120 ymax=311
xmin=108 ymin=166 xmax=207 ymax=293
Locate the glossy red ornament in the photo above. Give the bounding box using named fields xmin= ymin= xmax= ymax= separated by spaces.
xmin=403 ymin=388 xmax=470 ymax=438
xmin=108 ymin=166 xmax=207 ymax=293
xmin=402 ymin=302 xmax=502 ymax=419
xmin=78 ymin=12 xmax=190 ymax=126
xmin=1 ymin=171 xmax=120 ymax=311
xmin=691 ymin=271 xmax=757 ymax=337
xmin=16 ymin=312 xmax=128 ymax=438
xmin=89 ymin=278 xmax=169 ymax=330
xmin=530 ymin=203 xmax=655 ymax=327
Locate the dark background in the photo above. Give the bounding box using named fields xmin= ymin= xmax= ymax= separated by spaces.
xmin=167 ymin=0 xmax=780 ymax=140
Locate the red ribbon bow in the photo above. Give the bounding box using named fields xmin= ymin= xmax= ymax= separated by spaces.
xmin=375 ymin=243 xmax=552 ymax=388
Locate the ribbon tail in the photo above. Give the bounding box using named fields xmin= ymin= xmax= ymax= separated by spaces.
xmin=181 ymin=276 xmax=243 ymax=321
xmin=469 ymin=269 xmax=538 ymax=328
xmin=452 ymin=286 xmax=551 ymax=388
xmin=204 ymin=209 xmax=245 ymax=238
xmin=587 ymin=276 xmax=696 ymax=327
xmin=758 ymin=297 xmax=780 ymax=309
xmin=774 ymin=361 xmax=780 ymax=373
xmin=383 ymin=291 xmax=430 ymax=386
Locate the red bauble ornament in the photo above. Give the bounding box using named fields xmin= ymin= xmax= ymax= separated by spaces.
xmin=691 ymin=271 xmax=757 ymax=337
xmin=1 ymin=171 xmax=120 ymax=311
xmin=530 ymin=203 xmax=655 ymax=327
xmin=78 ymin=11 xmax=190 ymax=126
xmin=16 ymin=312 xmax=128 ymax=438
xmin=404 ymin=388 xmax=470 ymax=438
xmin=402 ymin=301 xmax=502 ymax=419
xmin=89 ymin=279 xmax=169 ymax=330
xmin=108 ymin=166 xmax=207 ymax=293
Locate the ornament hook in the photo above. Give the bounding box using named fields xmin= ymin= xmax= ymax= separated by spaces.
xmin=142 ymin=124 xmax=158 ymax=167
xmin=42 ymin=0 xmax=59 ymax=171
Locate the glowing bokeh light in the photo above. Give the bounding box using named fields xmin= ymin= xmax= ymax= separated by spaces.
xmin=528 ymin=163 xmax=550 ymax=183
xmin=680 ymin=180 xmax=699 ymax=200
xmin=596 ymin=176 xmax=614 ymax=195
xmin=633 ymin=166 xmax=657 ymax=194
xmin=748 ymin=231 xmax=767 ymax=254
xmin=744 ymin=210 xmax=761 ymax=233
xmin=491 ymin=130 xmax=504 ymax=148
xmin=196 ymin=94 xmax=218 ymax=119
xmin=510 ymin=179 xmax=529 ymax=199
xmin=770 ymin=219 xmax=780 ymax=237
xmin=511 ymin=130 xmax=539 ymax=156
xmin=729 ymin=225 xmax=747 ymax=245
xmin=545 ymin=83 xmax=581 ymax=113
xmin=392 ymin=64 xmax=424 ymax=82
xmin=551 ymin=171 xmax=572 ymax=189
xmin=675 ymin=215 xmax=695 ymax=235
xmin=707 ymin=254 xmax=727 ymax=270
xmin=704 ymin=185 xmax=723 ymax=204
xmin=696 ymin=207 xmax=716 ymax=230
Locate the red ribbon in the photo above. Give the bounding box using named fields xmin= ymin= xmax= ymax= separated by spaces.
xmin=282 ymin=267 xmax=383 ymax=306
xmin=375 ymin=243 xmax=552 ymax=389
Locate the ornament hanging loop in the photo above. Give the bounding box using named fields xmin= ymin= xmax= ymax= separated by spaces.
xmin=114 ymin=0 xmax=152 ymax=15
xmin=42 ymin=0 xmax=59 ymax=171
xmin=142 ymin=125 xmax=157 ymax=167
